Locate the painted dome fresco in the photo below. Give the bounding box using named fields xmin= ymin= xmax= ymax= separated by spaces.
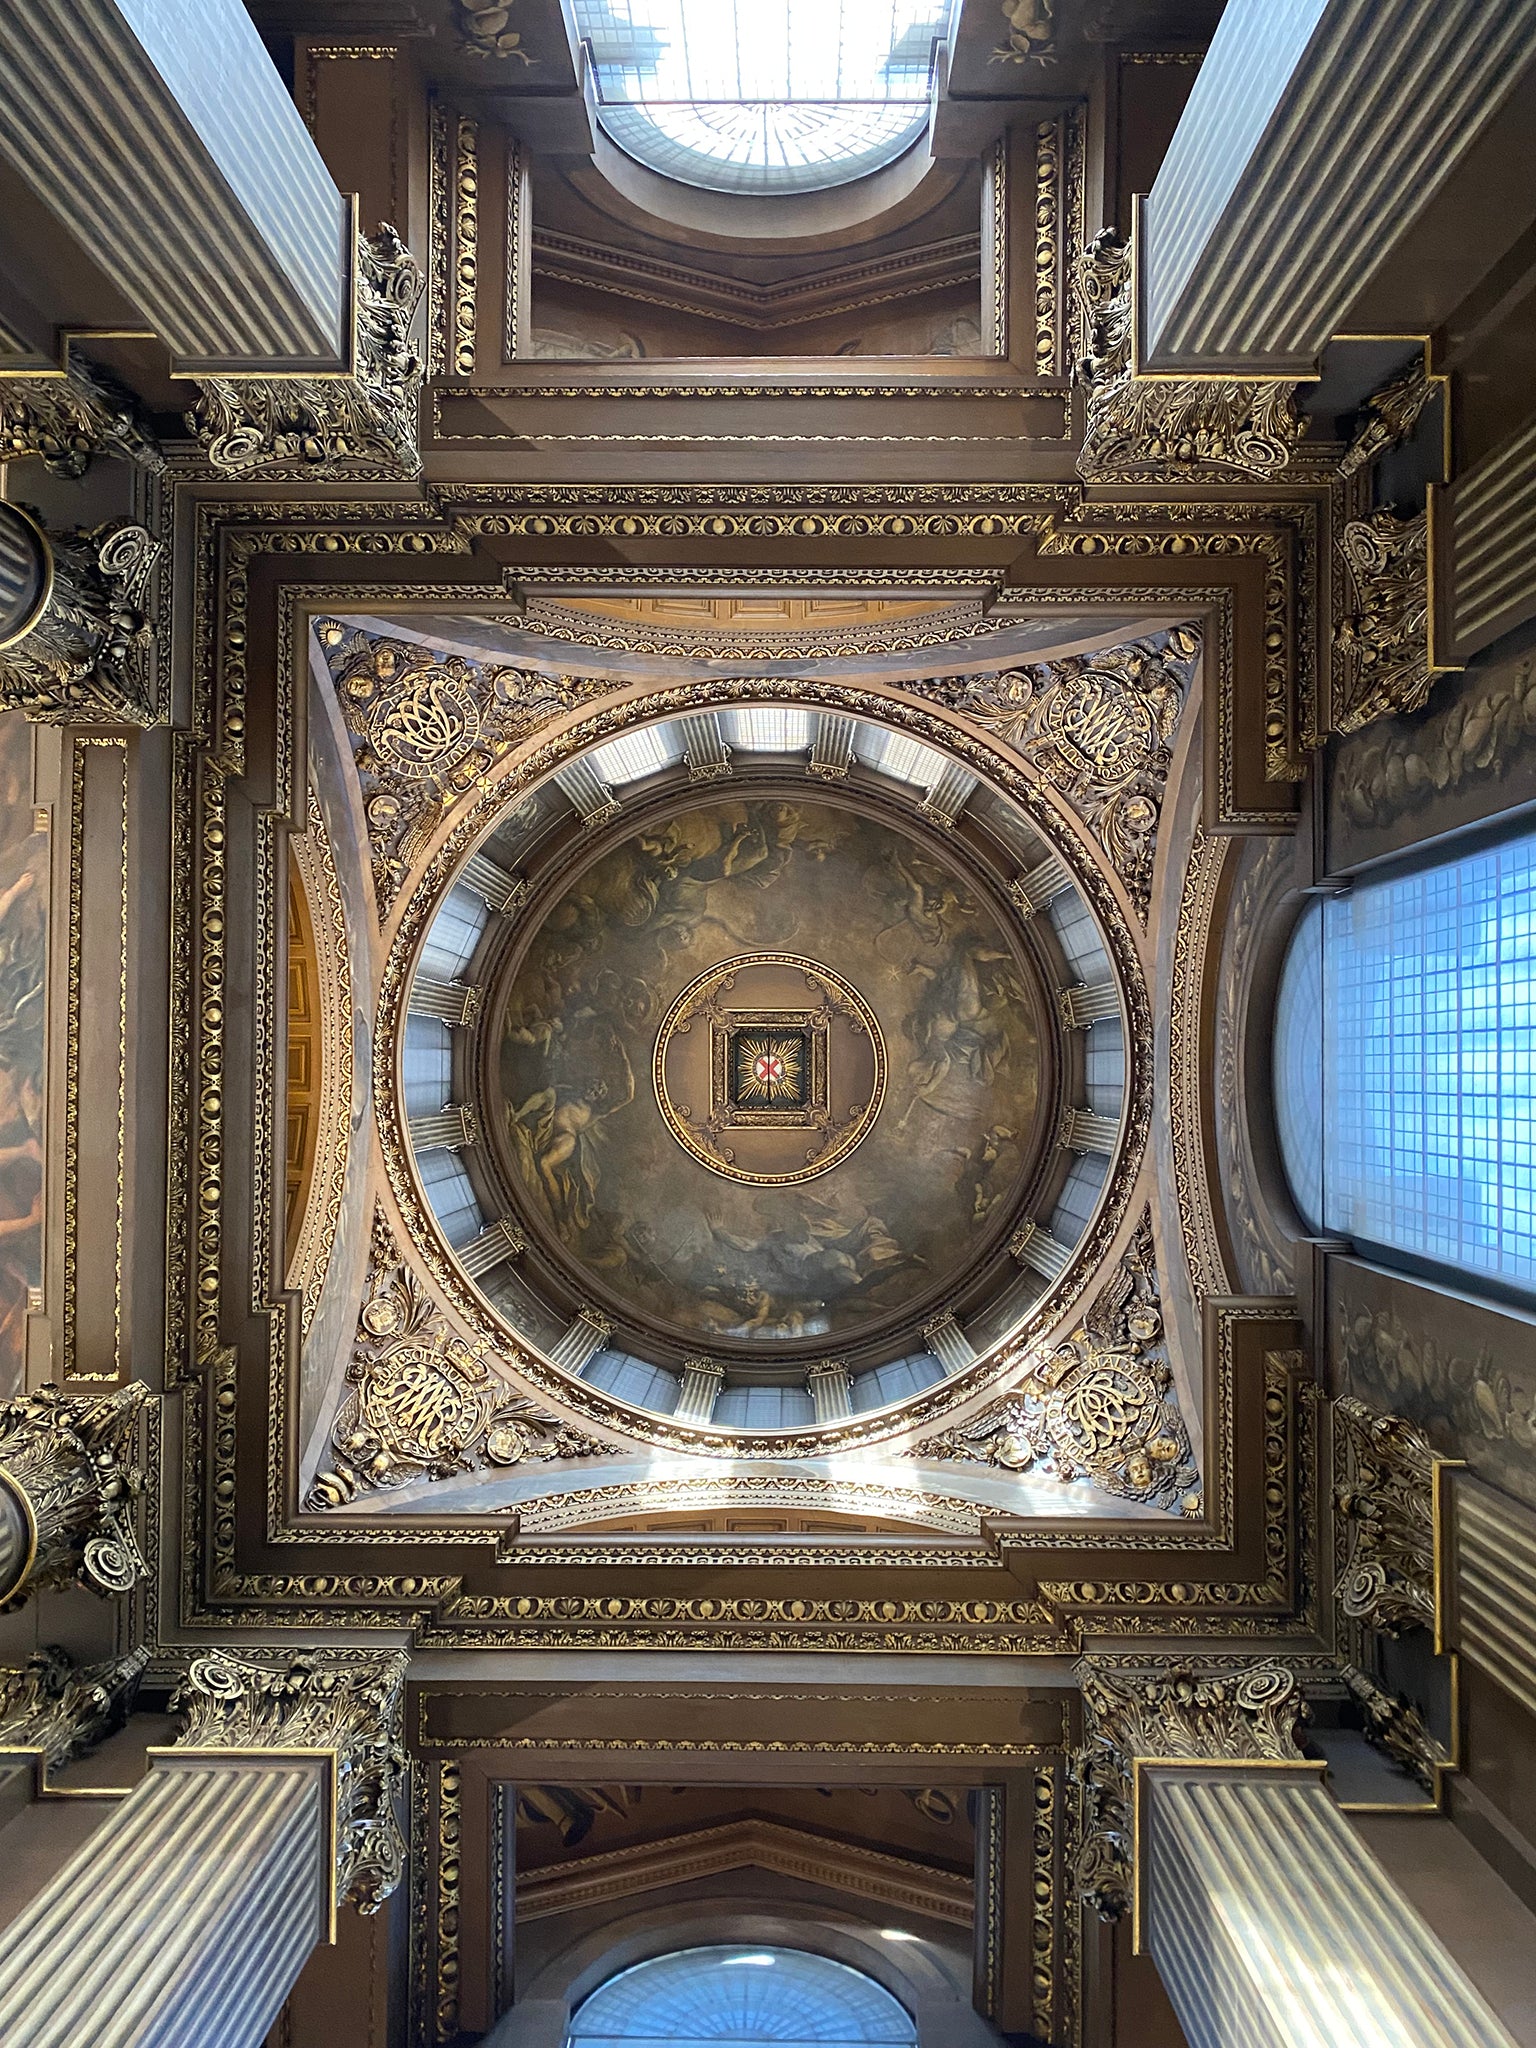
xmin=383 ymin=671 xmax=1155 ymax=1453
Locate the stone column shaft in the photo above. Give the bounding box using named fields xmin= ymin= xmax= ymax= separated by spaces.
xmin=1144 ymin=1769 xmax=1517 ymax=2048
xmin=0 ymin=1759 xmax=328 ymax=2048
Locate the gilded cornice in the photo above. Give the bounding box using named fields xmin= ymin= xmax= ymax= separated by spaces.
xmin=159 ymin=488 xmax=1319 ymax=1653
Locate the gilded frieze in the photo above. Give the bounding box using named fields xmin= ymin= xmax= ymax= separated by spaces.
xmin=1075 ymin=230 xmax=1305 ymax=485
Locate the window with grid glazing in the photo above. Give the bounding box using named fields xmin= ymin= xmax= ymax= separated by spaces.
xmin=1274 ymin=831 xmax=1536 ymax=1297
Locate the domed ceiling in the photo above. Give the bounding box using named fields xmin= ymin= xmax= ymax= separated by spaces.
xmin=487 ymin=792 xmax=1051 ymax=1351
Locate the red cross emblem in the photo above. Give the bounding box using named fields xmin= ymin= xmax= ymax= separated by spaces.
xmin=753 ymin=1052 xmax=784 ymax=1084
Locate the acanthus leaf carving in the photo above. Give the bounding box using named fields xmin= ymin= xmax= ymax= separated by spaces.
xmin=0 ymin=504 xmax=160 ymax=727
xmin=172 ymin=1648 xmax=410 ymax=1911
xmin=912 ymin=1212 xmax=1200 ymax=1512
xmin=1332 ymin=507 xmax=1433 ymax=733
xmin=991 ymin=0 xmax=1056 ymax=63
xmin=187 ymin=225 xmax=425 ymax=478
xmin=314 ymin=620 xmax=606 ymax=913
xmin=0 ymin=1645 xmax=147 ymax=1769
xmin=1332 ymin=1394 xmax=1437 ymax=1635
xmin=0 ymin=354 xmax=162 ymax=479
xmin=456 ymin=0 xmax=536 ymax=59
xmin=927 ymin=627 xmax=1197 ymax=917
xmin=305 ymin=1209 xmax=602 ymax=1510
xmin=0 ymin=1381 xmax=151 ymax=1605
xmin=1075 ymin=229 xmax=1304 ymax=484
xmin=1072 ymin=1657 xmax=1309 ymax=1919
xmin=1340 ymin=1662 xmax=1444 ymax=1795
xmin=1339 ymin=361 xmax=1436 ymax=481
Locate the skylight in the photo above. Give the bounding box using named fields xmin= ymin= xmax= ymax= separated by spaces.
xmin=570 ymin=0 xmax=956 ymax=196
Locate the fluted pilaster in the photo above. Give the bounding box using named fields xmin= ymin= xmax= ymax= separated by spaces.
xmin=0 ymin=1650 xmax=408 ymax=2048
xmin=1075 ymin=1657 xmax=1517 ymax=2048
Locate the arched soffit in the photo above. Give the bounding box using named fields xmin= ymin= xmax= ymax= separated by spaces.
xmin=569 ymin=140 xmax=969 ymax=254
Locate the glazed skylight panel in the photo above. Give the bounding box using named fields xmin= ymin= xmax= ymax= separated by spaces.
xmin=570 ymin=0 xmax=955 ymax=194
xmin=1323 ymin=834 xmax=1536 ymax=1294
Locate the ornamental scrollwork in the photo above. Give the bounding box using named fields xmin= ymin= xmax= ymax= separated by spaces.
xmin=929 ymin=627 xmax=1196 ymax=916
xmin=1339 ymin=360 xmax=1436 ymax=480
xmin=173 ymin=1649 xmax=411 ymax=1911
xmin=0 ymin=1381 xmax=151 ymax=1605
xmin=306 ymin=1212 xmax=601 ymax=1509
xmin=314 ymin=620 xmax=605 ymax=910
xmin=1075 ymin=229 xmax=1304 ymax=483
xmin=456 ymin=0 xmax=536 ymax=59
xmin=1332 ymin=508 xmax=1433 ymax=732
xmin=991 ymin=0 xmax=1056 ymax=63
xmin=187 ymin=225 xmax=425 ymax=478
xmin=1332 ymin=1394 xmax=1437 ymax=1634
xmin=1073 ymin=1658 xmax=1308 ymax=1919
xmin=0 ymin=506 xmax=159 ymax=727
xmin=0 ymin=354 xmax=161 ymax=478
xmin=912 ymin=1213 xmax=1200 ymax=1513
xmin=0 ymin=1645 xmax=147 ymax=1769
xmin=1341 ymin=1662 xmax=1444 ymax=1795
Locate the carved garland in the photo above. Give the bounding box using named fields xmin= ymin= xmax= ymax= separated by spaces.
xmin=1075 ymin=230 xmax=1305 ymax=485
xmin=912 ymin=1213 xmax=1200 ymax=1513
xmin=306 ymin=1209 xmax=602 ymax=1509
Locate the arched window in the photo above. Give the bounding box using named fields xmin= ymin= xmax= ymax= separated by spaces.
xmin=570 ymin=1 xmax=956 ymax=196
xmin=566 ymin=1944 xmax=918 ymax=2044
xmin=1274 ymin=828 xmax=1536 ymax=1300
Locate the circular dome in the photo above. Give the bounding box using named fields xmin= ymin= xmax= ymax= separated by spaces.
xmin=572 ymin=0 xmax=953 ymax=196
xmin=387 ymin=692 xmax=1143 ymax=1447
xmin=489 ymin=794 xmax=1049 ymax=1350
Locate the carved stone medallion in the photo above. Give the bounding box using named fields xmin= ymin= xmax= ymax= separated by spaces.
xmin=652 ymin=954 xmax=887 ymax=1187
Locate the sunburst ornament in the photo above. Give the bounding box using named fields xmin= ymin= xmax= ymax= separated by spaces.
xmin=732 ymin=1030 xmax=808 ymax=1108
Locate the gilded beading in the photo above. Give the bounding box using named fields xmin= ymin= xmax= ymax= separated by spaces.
xmin=1075 ymin=229 xmax=1304 ymax=484
xmin=187 ymin=226 xmax=425 ymax=478
xmin=434 ymin=1762 xmax=461 ymax=2042
xmin=0 ymin=1382 xmax=150 ymax=1604
xmin=173 ymin=1648 xmax=410 ymax=1911
xmin=306 ymin=1210 xmax=602 ymax=1510
xmin=1168 ymin=829 xmax=1235 ymax=1300
xmin=453 ymin=116 xmax=478 ymax=377
xmin=1332 ymin=1394 xmax=1437 ymax=1634
xmin=1073 ymin=1658 xmax=1309 ymax=1919
xmin=1034 ymin=120 xmax=1062 ymax=375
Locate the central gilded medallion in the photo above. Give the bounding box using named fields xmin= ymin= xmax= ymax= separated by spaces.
xmin=653 ymin=953 xmax=887 ymax=1186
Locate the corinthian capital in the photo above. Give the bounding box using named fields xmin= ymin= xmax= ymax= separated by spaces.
xmin=173 ymin=1649 xmax=410 ymax=1911
xmin=0 ymin=353 xmax=162 ymax=478
xmin=186 ymin=224 xmax=425 ymax=479
xmin=1074 ymin=229 xmax=1304 ymax=485
xmin=0 ymin=1645 xmax=147 ymax=1769
xmin=1073 ymin=1658 xmax=1308 ymax=1919
xmin=0 ymin=1382 xmax=151 ymax=1607
xmin=0 ymin=504 xmax=160 ymax=727
xmin=1332 ymin=1395 xmax=1438 ymax=1634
